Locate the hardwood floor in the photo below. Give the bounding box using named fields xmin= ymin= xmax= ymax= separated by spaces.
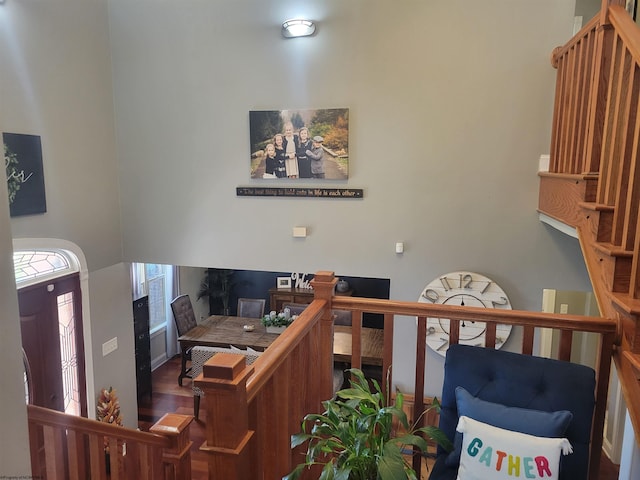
xmin=138 ymin=356 xmax=621 ymax=480
xmin=137 ymin=357 xmax=209 ymax=479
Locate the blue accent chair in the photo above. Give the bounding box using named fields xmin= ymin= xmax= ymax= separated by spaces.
xmin=429 ymin=344 xmax=596 ymax=480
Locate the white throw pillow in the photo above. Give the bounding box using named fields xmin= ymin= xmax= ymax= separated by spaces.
xmin=456 ymin=416 xmax=572 ymax=480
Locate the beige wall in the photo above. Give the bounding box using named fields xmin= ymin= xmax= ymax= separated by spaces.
xmin=87 ymin=263 xmax=139 ymax=428
xmin=575 ymin=0 xmax=602 ymax=22
xmin=109 ymin=0 xmax=588 ymax=391
xmin=3 ymin=1 xmax=122 ymax=271
xmin=0 ymin=132 xmax=31 ymax=477
xmin=1 ymin=2 xmax=132 ymax=474
xmin=0 ymin=1 xmax=593 ymax=474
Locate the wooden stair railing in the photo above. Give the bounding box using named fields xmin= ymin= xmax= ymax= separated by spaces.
xmin=27 ymin=405 xmax=192 ymax=480
xmin=538 ymin=0 xmax=640 ymax=447
xmin=195 ymin=271 xmax=336 ymax=479
xmin=200 ymin=271 xmax=616 ymax=480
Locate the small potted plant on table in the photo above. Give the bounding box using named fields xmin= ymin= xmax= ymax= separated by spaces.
xmin=261 ymin=308 xmax=297 ymax=334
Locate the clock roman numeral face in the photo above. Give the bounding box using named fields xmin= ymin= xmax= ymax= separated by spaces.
xmin=418 ymin=271 xmax=512 ymax=357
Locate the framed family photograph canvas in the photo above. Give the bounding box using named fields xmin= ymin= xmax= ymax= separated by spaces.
xmin=249 ymin=108 xmax=349 ymax=180
xmin=277 ymin=277 xmax=292 ymax=289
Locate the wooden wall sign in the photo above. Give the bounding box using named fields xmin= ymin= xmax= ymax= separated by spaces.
xmin=236 ymin=186 xmax=363 ymax=199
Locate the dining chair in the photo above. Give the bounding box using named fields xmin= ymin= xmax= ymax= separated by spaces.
xmin=191 ymin=346 xmax=262 ymax=420
xmin=237 ymin=298 xmax=266 ymax=318
xmin=284 ymin=302 xmax=351 ymax=325
xmin=170 ymin=294 xmax=199 ymax=386
xmin=283 ymin=303 xmax=308 ymax=316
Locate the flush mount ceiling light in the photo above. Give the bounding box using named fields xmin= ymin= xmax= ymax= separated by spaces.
xmin=282 ymin=19 xmax=316 ymax=38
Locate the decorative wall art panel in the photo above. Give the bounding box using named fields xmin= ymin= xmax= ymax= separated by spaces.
xmin=3 ymin=132 xmax=47 ymax=217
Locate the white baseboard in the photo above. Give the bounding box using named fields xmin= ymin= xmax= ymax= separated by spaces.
xmin=151 ymin=353 xmax=168 ymax=371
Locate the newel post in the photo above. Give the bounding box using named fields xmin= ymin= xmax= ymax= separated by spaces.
xmin=149 ymin=413 xmax=193 ymax=480
xmin=311 ymin=271 xmax=338 ymax=401
xmin=194 ymin=352 xmax=255 ymax=479
xmin=601 ymin=0 xmax=624 ymax=24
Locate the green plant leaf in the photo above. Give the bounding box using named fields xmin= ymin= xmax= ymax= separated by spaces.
xmin=378 ymin=442 xmax=408 ymax=480
xmin=4 ymin=144 xmax=21 ymax=204
xmin=392 ymin=433 xmax=429 ymax=452
xmin=333 ymin=467 xmax=351 ymax=480
xmin=414 ymin=426 xmax=454 ymax=452
xmin=319 ymin=460 xmax=336 ymax=480
xmin=281 ymin=463 xmax=306 ymax=480
xmin=291 ymin=432 xmax=311 ymax=448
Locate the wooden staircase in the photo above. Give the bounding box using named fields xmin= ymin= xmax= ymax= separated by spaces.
xmin=538 ymin=1 xmax=640 ymax=446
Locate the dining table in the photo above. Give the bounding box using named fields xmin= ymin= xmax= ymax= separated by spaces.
xmin=178 ymin=315 xmax=278 ymax=352
xmin=178 ymin=314 xmax=384 ymax=373
xmin=333 ymin=325 xmax=384 ymax=366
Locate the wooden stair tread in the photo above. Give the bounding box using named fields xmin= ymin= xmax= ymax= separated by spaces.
xmin=592 ymin=242 xmax=634 ymax=257
xmin=609 ymin=291 xmax=640 ymax=316
xmin=538 ymin=171 xmax=599 ymax=181
xmin=579 ymin=201 xmax=615 ymax=212
xmin=623 ymin=351 xmax=640 ymax=375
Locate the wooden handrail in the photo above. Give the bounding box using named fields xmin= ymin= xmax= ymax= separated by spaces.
xmin=332 ymin=295 xmax=618 ymax=333
xmin=552 ymin=14 xmax=600 ymax=64
xmin=27 ymin=404 xmax=192 ymax=480
xmin=609 ymin=4 xmax=640 ymax=57
xmin=28 ymin=405 xmax=169 ymax=445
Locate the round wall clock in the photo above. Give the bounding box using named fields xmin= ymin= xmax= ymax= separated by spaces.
xmin=417 ymin=271 xmax=512 ymax=356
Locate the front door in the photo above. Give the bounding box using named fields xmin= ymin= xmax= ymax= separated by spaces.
xmin=18 ymin=273 xmax=87 ymax=416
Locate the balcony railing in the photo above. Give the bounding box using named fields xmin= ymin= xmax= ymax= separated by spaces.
xmin=198 ymin=271 xmax=617 ymax=479
xmin=27 ymin=271 xmax=618 ymax=479
xmin=27 ymin=405 xmax=192 ymax=480
xmin=539 ymin=0 xmax=640 ymax=448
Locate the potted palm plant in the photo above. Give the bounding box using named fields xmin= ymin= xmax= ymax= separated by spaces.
xmin=284 ymin=369 xmax=452 ymax=480
xmin=197 ymin=268 xmax=235 ymax=315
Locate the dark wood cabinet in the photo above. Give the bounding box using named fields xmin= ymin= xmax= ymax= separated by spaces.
xmin=269 ymin=287 xmax=353 ymax=313
xmin=269 ymin=287 xmax=314 ymax=312
xmin=133 ymin=296 xmax=152 ymax=400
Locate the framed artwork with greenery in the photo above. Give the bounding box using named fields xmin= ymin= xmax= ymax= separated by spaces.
xmin=249 ymin=108 xmax=349 ymax=180
xmin=3 ymin=132 xmax=47 ymax=217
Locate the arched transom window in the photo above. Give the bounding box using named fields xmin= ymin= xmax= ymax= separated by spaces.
xmin=13 ymin=249 xmax=79 ymax=286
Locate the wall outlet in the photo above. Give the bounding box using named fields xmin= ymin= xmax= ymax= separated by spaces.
xmin=102 ymin=337 xmax=118 ymax=356
xmin=560 ymin=303 xmax=569 ymax=314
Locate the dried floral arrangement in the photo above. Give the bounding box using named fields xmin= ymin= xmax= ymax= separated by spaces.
xmin=97 ymin=386 xmax=124 ymax=455
xmin=97 ymin=386 xmax=123 ymax=426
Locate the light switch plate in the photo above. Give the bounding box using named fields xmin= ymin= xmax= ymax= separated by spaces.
xmin=293 ymin=226 xmax=307 ymax=237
